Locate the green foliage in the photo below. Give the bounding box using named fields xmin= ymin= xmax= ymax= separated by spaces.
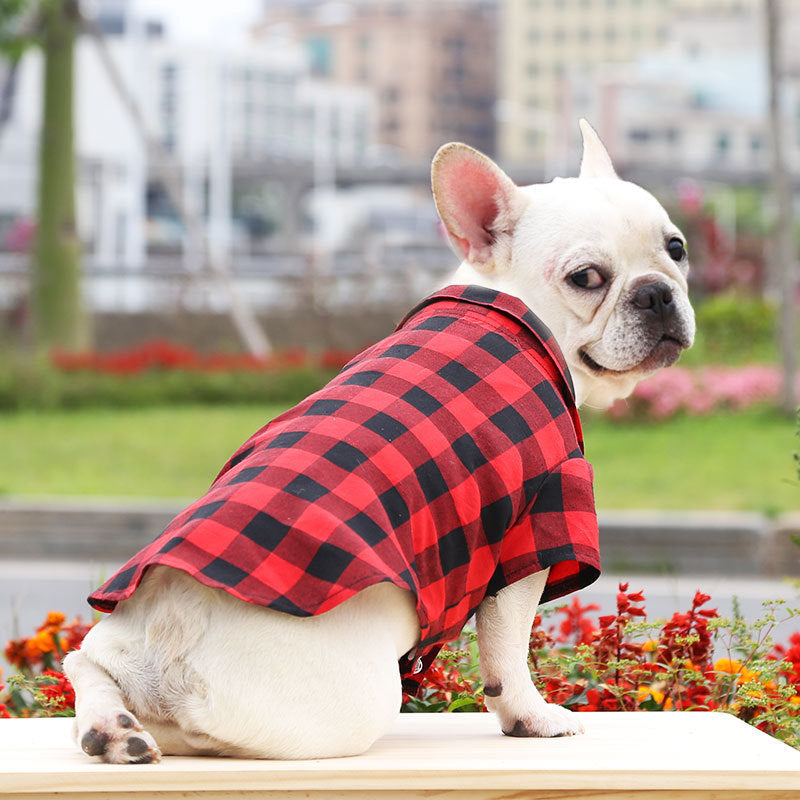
xmin=682 ymin=293 xmax=778 ymax=366
xmin=0 ymin=358 xmax=337 ymax=410
xmin=0 ymin=0 xmax=35 ymax=59
xmin=401 ymin=591 xmax=800 ymax=750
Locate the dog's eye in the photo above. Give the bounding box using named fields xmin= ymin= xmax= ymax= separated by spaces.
xmin=570 ymin=267 xmax=606 ymax=290
xmin=667 ymin=238 xmax=686 ymax=262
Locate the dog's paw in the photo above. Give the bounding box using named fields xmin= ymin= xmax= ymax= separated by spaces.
xmin=76 ymin=710 xmax=162 ymax=764
xmin=501 ymin=702 xmax=584 ymax=739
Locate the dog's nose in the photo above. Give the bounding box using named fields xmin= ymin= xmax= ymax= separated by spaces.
xmin=632 ymin=282 xmax=673 ymax=315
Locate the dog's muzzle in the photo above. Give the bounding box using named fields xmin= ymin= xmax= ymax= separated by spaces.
xmin=579 ymin=280 xmax=693 ymax=375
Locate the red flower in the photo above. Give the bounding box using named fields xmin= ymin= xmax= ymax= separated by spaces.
xmin=39 ymin=670 xmax=75 ymax=713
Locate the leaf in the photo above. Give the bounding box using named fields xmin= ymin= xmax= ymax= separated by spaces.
xmin=448 ymin=696 xmax=480 ymax=713
xmin=638 ymin=697 xmax=664 ymax=712
xmin=562 ymin=689 xmax=589 ymax=708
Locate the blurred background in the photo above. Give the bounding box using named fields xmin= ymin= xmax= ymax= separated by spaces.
xmin=0 ymin=0 xmax=799 ymax=657
xmin=0 ymin=0 xmax=796 ymax=358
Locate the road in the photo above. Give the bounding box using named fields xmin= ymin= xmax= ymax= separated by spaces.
xmin=2 ymin=559 xmax=798 ymax=662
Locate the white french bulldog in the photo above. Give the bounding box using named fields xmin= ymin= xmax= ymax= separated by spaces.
xmin=64 ymin=120 xmax=694 ymax=763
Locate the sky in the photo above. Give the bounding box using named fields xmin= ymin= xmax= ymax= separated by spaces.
xmin=135 ymin=0 xmax=263 ymax=43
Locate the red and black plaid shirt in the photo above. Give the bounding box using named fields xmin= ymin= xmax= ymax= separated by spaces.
xmin=89 ymin=285 xmax=600 ymax=694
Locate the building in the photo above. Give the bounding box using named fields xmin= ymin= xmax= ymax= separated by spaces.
xmin=560 ymin=0 xmax=800 ymax=177
xmin=255 ymin=0 xmax=498 ymax=160
xmin=0 ymin=4 xmax=377 ymax=271
xmin=498 ymin=0 xmax=674 ymax=173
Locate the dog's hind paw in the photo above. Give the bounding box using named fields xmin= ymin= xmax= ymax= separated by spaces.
xmin=77 ymin=711 xmax=162 ymax=764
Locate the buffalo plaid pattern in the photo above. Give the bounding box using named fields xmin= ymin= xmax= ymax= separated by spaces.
xmin=89 ymin=285 xmax=600 ymax=694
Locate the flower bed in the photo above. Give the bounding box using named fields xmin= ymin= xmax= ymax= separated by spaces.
xmin=50 ymin=341 xmax=358 ymax=375
xmin=401 ymin=585 xmax=800 ymax=749
xmin=609 ymin=365 xmax=799 ymax=420
xmin=0 ymin=338 xmax=794 ymax=416
xmin=0 ymin=341 xmax=360 ymax=410
xmin=3 ymin=587 xmax=799 ymax=749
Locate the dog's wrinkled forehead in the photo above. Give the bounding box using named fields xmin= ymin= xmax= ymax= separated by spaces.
xmin=522 ymin=176 xmax=672 ymax=240
xmin=515 ymin=176 xmax=683 ymax=281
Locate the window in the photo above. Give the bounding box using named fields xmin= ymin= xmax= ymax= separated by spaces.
xmin=715 ymin=131 xmax=731 ymax=158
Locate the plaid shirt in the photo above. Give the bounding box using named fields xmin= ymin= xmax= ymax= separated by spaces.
xmin=89 ymin=285 xmax=600 ymax=694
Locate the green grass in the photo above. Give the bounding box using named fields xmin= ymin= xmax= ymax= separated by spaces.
xmin=0 ymin=405 xmax=284 ymax=500
xmin=582 ymin=407 xmax=798 ymax=514
xmin=0 ymin=404 xmax=797 ymax=513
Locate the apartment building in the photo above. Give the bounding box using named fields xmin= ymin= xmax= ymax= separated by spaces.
xmin=256 ymin=0 xmax=498 ymax=160
xmin=498 ymin=0 xmax=674 ymax=172
xmin=562 ymin=0 xmax=800 ymax=175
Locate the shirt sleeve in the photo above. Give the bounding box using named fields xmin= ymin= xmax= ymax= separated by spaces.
xmin=495 ymin=455 xmax=601 ymax=604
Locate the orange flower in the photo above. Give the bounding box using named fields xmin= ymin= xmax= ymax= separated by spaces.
xmin=637 ymin=685 xmax=674 ymax=710
xmin=714 ymin=657 xmax=743 ymax=674
xmin=22 ymin=631 xmax=57 ymax=662
xmin=40 ymin=612 xmax=66 ymax=630
xmin=713 ymin=657 xmax=761 ymax=684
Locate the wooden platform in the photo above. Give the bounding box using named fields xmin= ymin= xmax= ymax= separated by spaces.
xmin=2 ymin=712 xmax=800 ymax=799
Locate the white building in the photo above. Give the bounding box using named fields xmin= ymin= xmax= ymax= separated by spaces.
xmin=0 ymin=2 xmax=376 ymax=311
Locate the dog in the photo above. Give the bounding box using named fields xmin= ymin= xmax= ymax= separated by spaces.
xmin=64 ymin=120 xmax=694 ymax=763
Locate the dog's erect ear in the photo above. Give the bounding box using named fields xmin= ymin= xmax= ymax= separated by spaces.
xmin=578 ymin=119 xmax=617 ymax=180
xmin=431 ymin=143 xmax=527 ymax=272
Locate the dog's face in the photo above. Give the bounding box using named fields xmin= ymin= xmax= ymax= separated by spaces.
xmin=432 ymin=120 xmax=695 ymax=408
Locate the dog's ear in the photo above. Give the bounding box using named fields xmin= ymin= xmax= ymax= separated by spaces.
xmin=578 ymin=119 xmax=617 ymax=180
xmin=431 ymin=143 xmax=527 ymax=272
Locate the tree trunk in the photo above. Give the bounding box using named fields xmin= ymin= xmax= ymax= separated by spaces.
xmin=33 ymin=0 xmax=89 ymax=351
xmin=766 ymin=0 xmax=797 ymax=414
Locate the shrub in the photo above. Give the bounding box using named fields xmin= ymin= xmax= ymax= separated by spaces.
xmin=2 ymin=612 xmax=94 ymax=718
xmin=607 ymin=364 xmax=799 ymax=420
xmin=685 ymin=293 xmax=778 ymax=366
xmin=0 ymin=340 xmax=359 ymax=410
xmin=4 ymin=592 xmax=799 ymax=748
xmin=403 ymin=586 xmax=800 ymax=749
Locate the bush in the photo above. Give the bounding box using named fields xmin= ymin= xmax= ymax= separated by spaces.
xmin=4 ymin=590 xmax=799 ymax=749
xmin=0 ymin=341 xmax=355 ymax=410
xmin=607 ymin=364 xmax=794 ymax=420
xmin=684 ymin=292 xmax=778 ymax=366
xmin=403 ymin=586 xmax=800 ymax=749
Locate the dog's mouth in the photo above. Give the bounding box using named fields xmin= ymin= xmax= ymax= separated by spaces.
xmin=579 ymin=335 xmax=686 ymax=376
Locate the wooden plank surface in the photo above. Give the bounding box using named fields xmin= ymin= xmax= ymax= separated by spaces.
xmin=1 ymin=712 xmax=799 ymax=798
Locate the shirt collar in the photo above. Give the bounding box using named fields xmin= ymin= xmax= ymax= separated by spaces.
xmin=398 ymin=284 xmax=576 ymax=402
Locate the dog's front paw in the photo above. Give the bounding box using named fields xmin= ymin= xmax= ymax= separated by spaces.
xmin=76 ymin=710 xmax=162 ymax=764
xmin=501 ymin=702 xmax=584 ymax=739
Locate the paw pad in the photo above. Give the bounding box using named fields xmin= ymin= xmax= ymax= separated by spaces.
xmin=81 ymin=728 xmax=110 ymax=756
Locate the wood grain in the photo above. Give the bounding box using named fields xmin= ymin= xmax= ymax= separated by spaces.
xmin=1 ymin=712 xmax=799 ymax=798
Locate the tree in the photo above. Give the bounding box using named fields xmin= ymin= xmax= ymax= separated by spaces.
xmin=2 ymin=1 xmax=272 ymax=356
xmin=765 ymin=0 xmax=797 ymax=414
xmin=33 ymin=0 xmax=89 ymax=350
xmin=0 ymin=0 xmax=89 ymax=351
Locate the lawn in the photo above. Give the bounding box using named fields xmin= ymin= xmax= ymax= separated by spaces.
xmin=0 ymin=404 xmax=796 ymax=513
